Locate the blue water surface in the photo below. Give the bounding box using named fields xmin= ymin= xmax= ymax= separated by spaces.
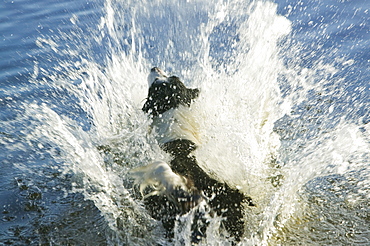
xmin=0 ymin=0 xmax=369 ymax=245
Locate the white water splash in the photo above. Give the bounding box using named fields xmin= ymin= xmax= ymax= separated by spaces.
xmin=24 ymin=0 xmax=370 ymax=245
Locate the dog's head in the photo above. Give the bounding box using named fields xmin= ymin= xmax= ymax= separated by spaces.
xmin=147 ymin=67 xmax=168 ymax=87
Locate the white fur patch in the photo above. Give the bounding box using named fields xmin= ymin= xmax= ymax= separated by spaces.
xmin=151 ymin=104 xmax=201 ymax=146
xmin=130 ymin=161 xmax=188 ymax=199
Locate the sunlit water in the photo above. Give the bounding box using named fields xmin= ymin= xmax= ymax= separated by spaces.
xmin=1 ymin=0 xmax=369 ymax=245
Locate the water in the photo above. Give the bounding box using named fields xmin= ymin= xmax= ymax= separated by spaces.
xmin=1 ymin=0 xmax=369 ymax=245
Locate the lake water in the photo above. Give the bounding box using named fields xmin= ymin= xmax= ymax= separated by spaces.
xmin=1 ymin=0 xmax=369 ymax=245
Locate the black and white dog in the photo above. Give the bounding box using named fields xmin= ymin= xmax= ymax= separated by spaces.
xmin=131 ymin=67 xmax=254 ymax=243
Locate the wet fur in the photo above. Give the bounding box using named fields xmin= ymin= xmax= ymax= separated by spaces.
xmin=136 ymin=67 xmax=253 ymax=242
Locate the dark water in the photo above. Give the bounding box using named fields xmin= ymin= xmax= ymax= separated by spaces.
xmin=1 ymin=0 xmax=369 ymax=245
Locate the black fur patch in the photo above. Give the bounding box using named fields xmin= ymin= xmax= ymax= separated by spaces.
xmin=142 ymin=76 xmax=199 ymax=116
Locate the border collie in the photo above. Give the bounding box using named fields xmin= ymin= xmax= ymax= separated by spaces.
xmin=131 ymin=67 xmax=254 ymax=243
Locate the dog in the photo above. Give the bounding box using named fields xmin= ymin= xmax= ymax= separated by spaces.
xmin=131 ymin=67 xmax=254 ymax=242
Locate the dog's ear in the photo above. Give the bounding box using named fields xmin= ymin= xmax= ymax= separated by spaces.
xmin=188 ymin=88 xmax=200 ymax=100
xmin=243 ymin=195 xmax=255 ymax=207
